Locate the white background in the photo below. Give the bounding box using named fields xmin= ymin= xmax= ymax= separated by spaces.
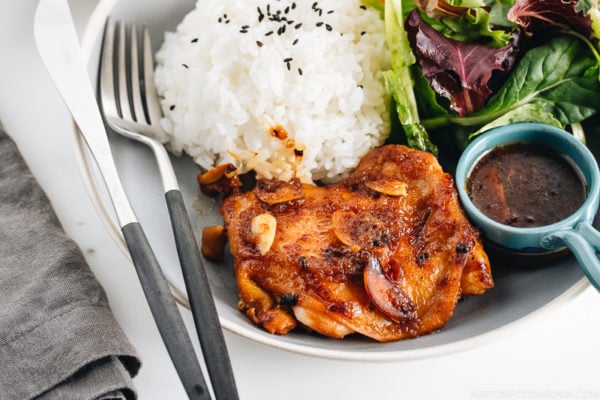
xmin=2 ymin=1 xmax=600 ymax=399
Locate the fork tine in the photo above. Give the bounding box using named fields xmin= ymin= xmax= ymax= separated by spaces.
xmin=128 ymin=23 xmax=146 ymax=124
xmin=141 ymin=25 xmax=163 ymax=125
xmin=116 ymin=20 xmax=133 ymax=122
xmin=99 ymin=18 xmax=118 ymax=119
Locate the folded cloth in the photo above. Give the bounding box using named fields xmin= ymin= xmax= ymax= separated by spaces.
xmin=0 ymin=126 xmax=141 ymax=400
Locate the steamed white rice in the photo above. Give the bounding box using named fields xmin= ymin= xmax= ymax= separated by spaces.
xmin=154 ymin=0 xmax=390 ymax=183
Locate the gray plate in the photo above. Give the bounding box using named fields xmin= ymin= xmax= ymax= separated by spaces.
xmin=75 ymin=0 xmax=590 ymax=361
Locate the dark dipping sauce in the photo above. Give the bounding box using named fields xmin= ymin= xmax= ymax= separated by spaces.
xmin=467 ymin=142 xmax=587 ymax=228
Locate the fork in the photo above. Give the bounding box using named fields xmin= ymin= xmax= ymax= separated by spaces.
xmin=99 ymin=19 xmax=239 ymax=400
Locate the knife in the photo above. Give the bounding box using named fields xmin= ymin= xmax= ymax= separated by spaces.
xmin=33 ymin=1 xmax=210 ymax=398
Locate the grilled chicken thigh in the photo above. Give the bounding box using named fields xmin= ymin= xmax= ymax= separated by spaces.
xmin=202 ymin=144 xmax=493 ymax=342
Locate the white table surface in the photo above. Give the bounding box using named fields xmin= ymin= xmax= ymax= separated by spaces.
xmin=3 ymin=1 xmax=600 ymax=399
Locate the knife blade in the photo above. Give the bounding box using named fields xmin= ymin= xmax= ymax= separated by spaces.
xmin=33 ymin=1 xmax=210 ymax=398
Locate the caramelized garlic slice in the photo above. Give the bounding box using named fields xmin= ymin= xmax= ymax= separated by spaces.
xmin=251 ymin=213 xmax=277 ymax=255
xmin=365 ymin=178 xmax=408 ymax=197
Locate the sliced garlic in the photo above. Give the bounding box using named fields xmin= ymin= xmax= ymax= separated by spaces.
xmin=255 ymin=179 xmax=304 ymax=205
xmin=197 ymin=163 xmax=237 ymax=185
xmin=365 ymin=178 xmax=408 ymax=197
xmin=251 ymin=213 xmax=277 ymax=255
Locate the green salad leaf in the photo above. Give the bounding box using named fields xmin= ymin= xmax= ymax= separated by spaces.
xmin=445 ymin=0 xmax=485 ymax=7
xmin=424 ymin=7 xmax=513 ymax=47
xmin=374 ymin=0 xmax=600 ymax=154
xmin=508 ymin=0 xmax=600 ymax=80
xmin=383 ymin=0 xmax=438 ymax=153
xmin=591 ymin=7 xmax=600 ymax=43
xmin=485 ymin=0 xmax=517 ymax=27
xmin=471 ymin=103 xmax=562 ymax=137
xmin=577 ymin=0 xmax=597 ymax=13
xmin=422 ymin=36 xmax=600 ymax=140
xmin=473 ymin=36 xmax=600 ymax=127
xmin=406 ymin=9 xmax=519 ymax=117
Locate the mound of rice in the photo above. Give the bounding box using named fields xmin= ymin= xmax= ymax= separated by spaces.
xmin=154 ymin=0 xmax=390 ymax=183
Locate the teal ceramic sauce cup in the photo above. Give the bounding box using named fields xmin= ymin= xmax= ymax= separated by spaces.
xmin=455 ymin=123 xmax=600 ymax=291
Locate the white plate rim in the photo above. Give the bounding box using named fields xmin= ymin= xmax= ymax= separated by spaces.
xmin=73 ymin=0 xmax=591 ymax=362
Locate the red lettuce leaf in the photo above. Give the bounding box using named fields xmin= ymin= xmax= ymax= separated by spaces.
xmin=508 ymin=0 xmax=593 ymax=38
xmin=406 ymin=9 xmax=519 ymax=116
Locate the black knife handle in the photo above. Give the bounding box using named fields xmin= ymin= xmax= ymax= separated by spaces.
xmin=121 ymin=221 xmax=210 ymax=400
xmin=165 ymin=189 xmax=239 ymax=400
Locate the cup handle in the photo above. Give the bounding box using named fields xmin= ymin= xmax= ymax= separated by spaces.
xmin=544 ymin=221 xmax=600 ymax=291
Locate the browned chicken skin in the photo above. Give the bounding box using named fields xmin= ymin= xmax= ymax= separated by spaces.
xmin=204 ymin=145 xmax=493 ymax=342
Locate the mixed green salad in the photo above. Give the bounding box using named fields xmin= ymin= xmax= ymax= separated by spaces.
xmin=365 ymin=0 xmax=600 ymax=156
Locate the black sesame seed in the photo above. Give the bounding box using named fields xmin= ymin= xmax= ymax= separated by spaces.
xmin=360 ymin=5 xmax=367 ymax=10
xmin=292 ymin=38 xmax=298 ymax=45
xmin=191 ymin=38 xmax=198 ymax=43
xmin=316 ymin=21 xmax=323 ymax=27
xmin=256 ymin=40 xmax=263 ymax=47
xmin=169 ymin=105 xmax=176 ymax=111
xmin=284 ymin=57 xmax=293 ymax=62
xmin=182 ymin=63 xmax=189 ymax=69
xmin=325 ymin=24 xmax=332 ymax=31
xmin=292 ymin=2 xmax=296 ymax=9
xmin=265 ymin=30 xmax=274 ymax=36
xmin=360 ymin=31 xmax=366 ymax=36
xmin=327 ymin=9 xmax=334 ymax=14
xmin=298 ymin=68 xmax=303 ymax=76
xmin=294 ymin=23 xmax=302 ymax=29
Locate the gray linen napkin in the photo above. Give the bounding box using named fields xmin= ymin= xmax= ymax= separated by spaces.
xmin=0 ymin=127 xmax=141 ymax=400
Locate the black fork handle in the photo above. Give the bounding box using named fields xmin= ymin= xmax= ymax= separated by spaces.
xmin=165 ymin=189 xmax=239 ymax=400
xmin=121 ymin=222 xmax=211 ymax=400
